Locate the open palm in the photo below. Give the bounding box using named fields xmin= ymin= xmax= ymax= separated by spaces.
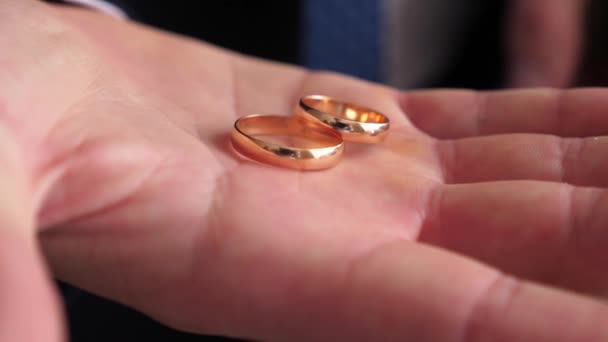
xmin=2 ymin=2 xmax=608 ymax=341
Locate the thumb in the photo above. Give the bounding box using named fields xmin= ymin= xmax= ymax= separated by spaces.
xmin=0 ymin=127 xmax=64 ymax=341
xmin=507 ymin=0 xmax=587 ymax=87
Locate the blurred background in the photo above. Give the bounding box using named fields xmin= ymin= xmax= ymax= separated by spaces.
xmin=113 ymin=0 xmax=506 ymax=89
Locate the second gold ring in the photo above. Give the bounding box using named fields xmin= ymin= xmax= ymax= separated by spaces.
xmin=296 ymin=95 xmax=390 ymax=143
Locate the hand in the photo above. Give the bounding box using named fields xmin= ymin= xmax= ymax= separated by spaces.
xmin=507 ymin=0 xmax=588 ymax=87
xmin=2 ymin=2 xmax=608 ymax=341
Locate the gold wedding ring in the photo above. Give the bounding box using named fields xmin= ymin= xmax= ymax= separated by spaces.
xmin=296 ymin=95 xmax=390 ymax=143
xmin=231 ymin=114 xmax=344 ymax=170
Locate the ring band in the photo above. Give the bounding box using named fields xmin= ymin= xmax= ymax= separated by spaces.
xmin=296 ymin=95 xmax=390 ymax=143
xmin=231 ymin=114 xmax=344 ymax=170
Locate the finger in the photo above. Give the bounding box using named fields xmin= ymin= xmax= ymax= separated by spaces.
xmin=402 ymin=88 xmax=608 ymax=139
xmin=0 ymin=133 xmax=64 ymax=342
xmin=507 ymin=0 xmax=587 ymax=87
xmin=420 ymin=181 xmax=608 ymax=296
xmin=437 ymin=134 xmax=608 ymax=187
xmin=340 ymin=242 xmax=608 ymax=342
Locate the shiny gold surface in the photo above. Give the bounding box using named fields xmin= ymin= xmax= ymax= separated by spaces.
xmin=231 ymin=114 xmax=344 ymax=170
xmin=296 ymin=95 xmax=390 ymax=143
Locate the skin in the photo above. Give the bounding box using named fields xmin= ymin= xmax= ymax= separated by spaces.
xmin=507 ymin=0 xmax=588 ymax=87
xmin=1 ymin=1 xmax=607 ymax=341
